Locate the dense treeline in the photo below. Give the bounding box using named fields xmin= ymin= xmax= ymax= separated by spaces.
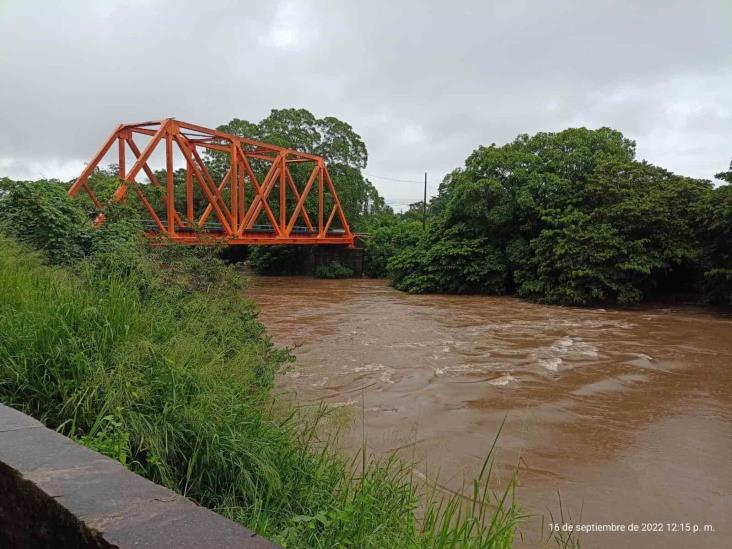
xmin=0 ymin=178 xmax=521 ymax=548
xmin=197 ymin=113 xmax=729 ymax=306
xmin=372 ymin=128 xmax=731 ymax=306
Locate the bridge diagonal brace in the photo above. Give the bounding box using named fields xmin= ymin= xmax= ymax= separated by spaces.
xmin=285 ymin=167 xmax=315 ymax=233
xmin=174 ymin=135 xmax=232 ymax=234
xmin=69 ymin=125 xmax=123 ymax=197
xmin=111 ymin=122 xmax=169 ymax=204
xmin=237 ymin=148 xmax=282 ymax=235
xmin=130 ymin=185 xmax=166 ymax=233
xmin=323 ymin=167 xmax=350 ymax=234
xmin=125 ymin=136 xmax=186 ymax=229
xmin=323 ymin=204 xmax=338 ymax=234
xmin=188 ymin=144 xmax=232 ymax=221
xmin=244 ymin=164 xmax=281 ymax=232
xmin=286 ymin=165 xmax=319 ymax=235
xmin=198 ymin=168 xmax=232 ymax=227
xmin=81 ymin=182 xmax=104 ymax=210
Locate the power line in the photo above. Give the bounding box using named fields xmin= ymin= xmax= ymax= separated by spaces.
xmin=363 ymin=172 xmax=425 ymax=184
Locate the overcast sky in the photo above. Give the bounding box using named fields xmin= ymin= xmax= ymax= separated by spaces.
xmin=1 ymin=0 xmax=730 ymax=208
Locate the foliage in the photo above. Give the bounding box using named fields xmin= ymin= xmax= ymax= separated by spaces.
xmin=248 ymin=245 xmax=303 ymax=275
xmin=211 ymin=108 xmax=390 ymax=232
xmin=399 ymin=200 xmax=429 ymax=223
xmin=206 ymin=109 xmax=392 ymax=275
xmin=313 ymin=261 xmax=353 ymax=279
xmin=363 ymin=217 xmax=423 ymax=278
xmin=219 ymin=108 xmax=367 ymax=169
xmin=0 ymin=177 xmax=92 ymax=263
xmin=701 ymin=171 xmax=732 ymax=304
xmin=387 ymin=127 xmax=722 ymax=305
xmin=518 ymin=160 xmax=710 ymax=304
xmin=0 ymin=179 xmax=522 ymax=548
xmin=390 ymin=232 xmax=510 ymax=295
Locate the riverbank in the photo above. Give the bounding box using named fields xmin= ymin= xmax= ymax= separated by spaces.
xmin=0 ymin=227 xmax=523 ymax=548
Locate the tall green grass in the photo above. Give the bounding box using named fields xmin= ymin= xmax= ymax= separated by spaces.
xmin=0 ymin=179 xmax=523 ymax=548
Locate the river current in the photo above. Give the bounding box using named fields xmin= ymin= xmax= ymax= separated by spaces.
xmin=246 ymin=276 xmax=732 ymax=549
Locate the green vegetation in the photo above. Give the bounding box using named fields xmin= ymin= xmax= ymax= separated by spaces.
xmin=372 ymin=129 xmax=731 ymax=306
xmin=362 ymin=215 xmax=424 ymax=278
xmin=211 ymin=108 xmax=391 ymax=231
xmin=703 ymin=163 xmax=732 ymax=304
xmin=248 ymin=245 xmax=304 ymax=276
xmin=314 ymin=261 xmax=354 ymax=279
xmin=0 ymin=179 xmax=523 ymax=548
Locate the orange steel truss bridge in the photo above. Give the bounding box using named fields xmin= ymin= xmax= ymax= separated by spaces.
xmin=68 ymin=118 xmax=355 ymax=247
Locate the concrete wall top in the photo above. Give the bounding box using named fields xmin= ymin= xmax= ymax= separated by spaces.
xmin=0 ymin=403 xmax=280 ymax=549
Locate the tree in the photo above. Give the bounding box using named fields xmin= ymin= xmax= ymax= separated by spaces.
xmin=701 ymin=161 xmax=732 ymax=304
xmin=218 ymin=109 xmax=390 ymax=275
xmin=518 ymin=160 xmax=711 ymax=303
xmin=389 ymin=127 xmax=715 ymax=305
xmin=210 ymin=108 xmax=380 ymax=231
xmin=363 ymin=217 xmax=422 ymax=278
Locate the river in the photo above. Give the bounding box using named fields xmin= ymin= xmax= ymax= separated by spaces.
xmin=246 ymin=276 xmax=732 ymax=549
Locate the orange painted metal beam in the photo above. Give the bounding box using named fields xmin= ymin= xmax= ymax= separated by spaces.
xmin=69 ymin=118 xmax=355 ymax=247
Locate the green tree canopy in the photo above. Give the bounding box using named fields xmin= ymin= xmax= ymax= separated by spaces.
xmin=388 ymin=127 xmax=718 ymax=305
xmin=210 ymin=109 xmax=387 ymax=229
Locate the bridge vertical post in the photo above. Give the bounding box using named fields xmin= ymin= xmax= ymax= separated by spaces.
xmin=118 ymin=134 xmax=125 ymax=180
xmin=230 ymin=141 xmax=239 ymax=233
xmin=279 ymin=155 xmax=286 ymax=234
xmin=318 ymin=161 xmax=324 ymax=237
xmin=165 ymin=131 xmax=175 ymax=237
xmin=186 ymin=160 xmax=193 ymax=224
xmin=238 ymin=152 xmax=246 ymax=227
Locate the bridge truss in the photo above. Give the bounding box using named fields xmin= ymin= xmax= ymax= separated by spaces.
xmin=68 ymin=118 xmax=355 ymax=246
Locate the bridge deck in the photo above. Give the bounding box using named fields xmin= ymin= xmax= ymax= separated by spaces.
xmin=141 ymin=222 xmax=353 ymax=246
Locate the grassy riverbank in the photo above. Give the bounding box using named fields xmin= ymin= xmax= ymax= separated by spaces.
xmin=0 ymin=180 xmax=522 ymax=548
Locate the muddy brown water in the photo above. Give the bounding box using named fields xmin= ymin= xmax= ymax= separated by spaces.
xmin=246 ymin=276 xmax=732 ymax=549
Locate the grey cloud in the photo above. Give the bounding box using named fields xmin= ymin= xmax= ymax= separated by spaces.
xmin=0 ymin=0 xmax=730 ymax=205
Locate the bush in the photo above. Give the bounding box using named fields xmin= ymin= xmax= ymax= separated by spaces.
xmin=248 ymin=245 xmax=302 ymax=275
xmin=0 ymin=177 xmax=92 ymax=263
xmin=363 ymin=218 xmax=423 ymax=278
xmin=314 ymin=260 xmax=353 ymax=279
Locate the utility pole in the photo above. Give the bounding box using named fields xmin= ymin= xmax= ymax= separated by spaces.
xmin=422 ymin=172 xmax=427 ymax=228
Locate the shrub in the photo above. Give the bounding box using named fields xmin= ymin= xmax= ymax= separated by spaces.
xmin=0 ymin=177 xmax=92 ymax=263
xmin=363 ymin=218 xmax=423 ymax=278
xmin=248 ymin=245 xmax=304 ymax=275
xmin=314 ymin=260 xmax=353 ymax=279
